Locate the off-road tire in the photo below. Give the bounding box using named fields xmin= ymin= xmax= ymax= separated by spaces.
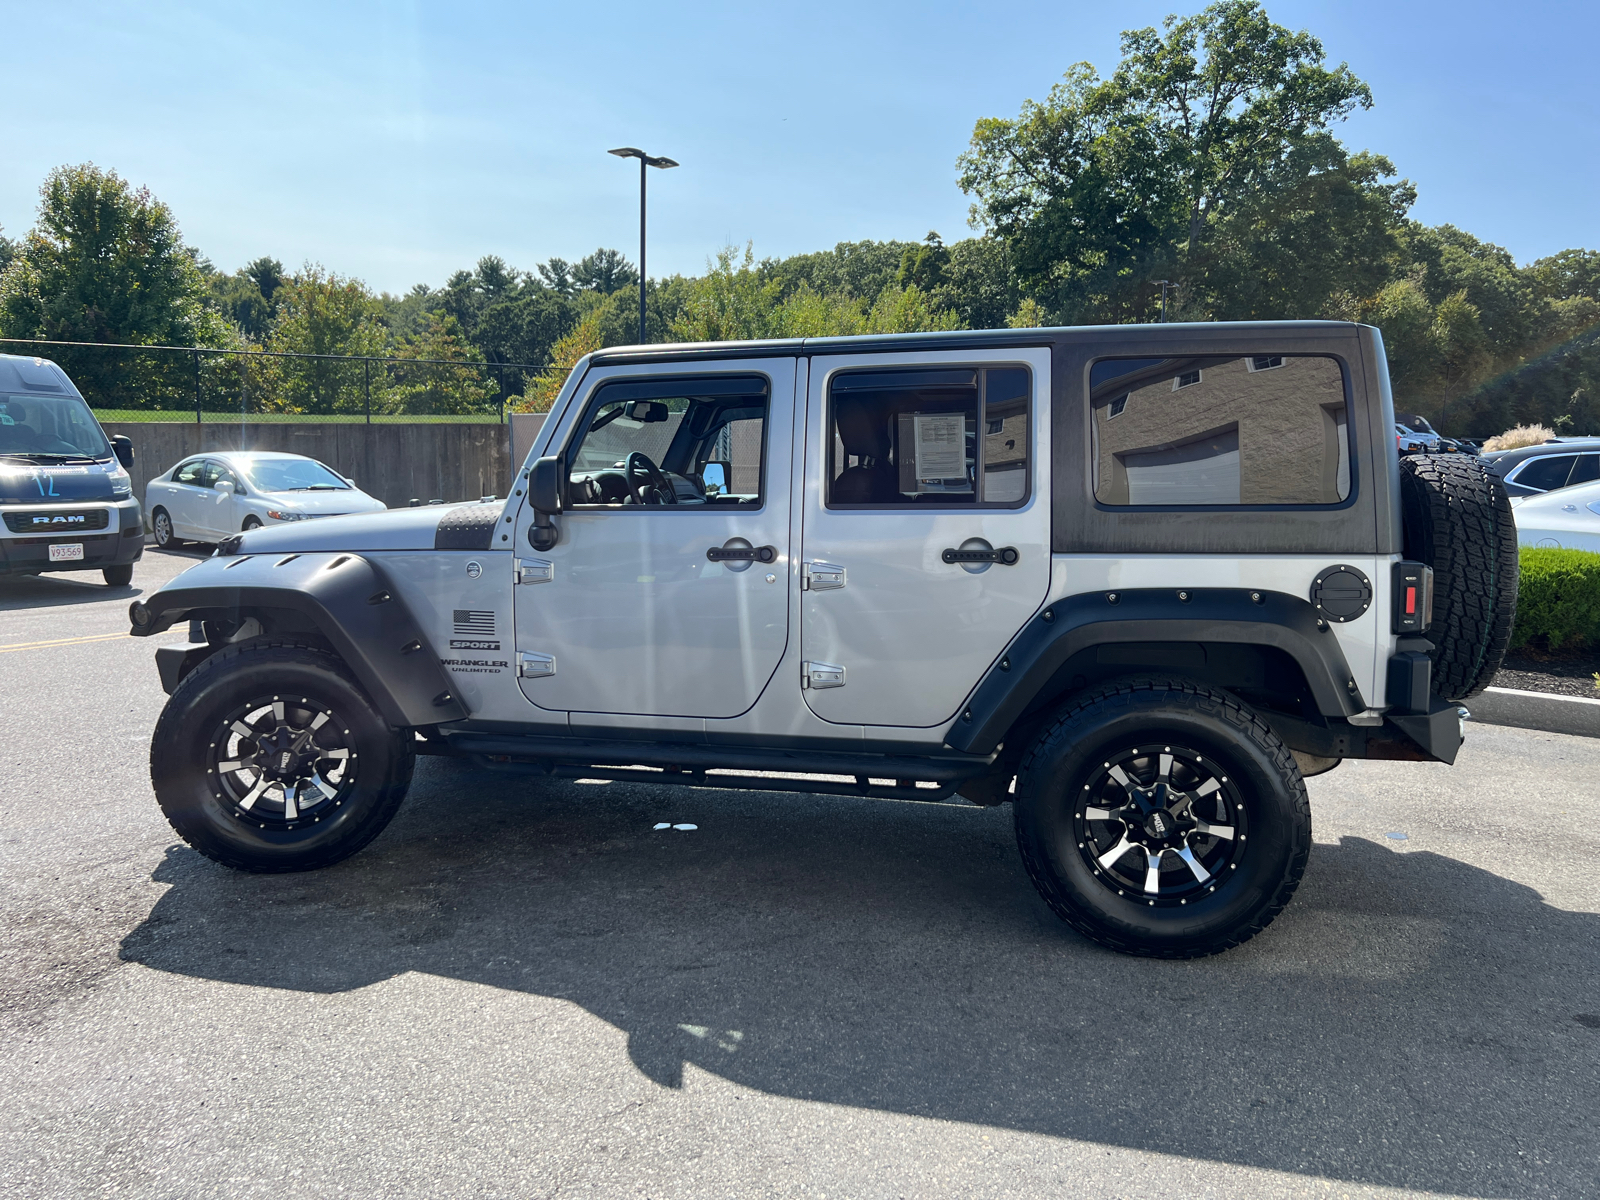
xmin=1398 ymin=454 xmax=1518 ymax=700
xmin=102 ymin=564 xmax=134 ymax=588
xmin=1013 ymin=677 xmax=1310 ymax=959
xmin=151 ymin=638 xmax=414 ymax=872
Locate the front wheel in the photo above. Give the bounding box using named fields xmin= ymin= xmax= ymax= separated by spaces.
xmin=151 ymin=639 xmax=415 ymax=872
xmin=1013 ymin=677 xmax=1310 ymax=958
xmin=151 ymin=507 xmax=180 ymax=549
xmin=242 ymin=515 xmax=263 ymax=531
xmin=102 ymin=564 xmax=134 ymax=587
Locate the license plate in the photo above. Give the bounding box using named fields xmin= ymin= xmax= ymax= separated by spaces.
xmin=48 ymin=543 xmax=85 ymax=562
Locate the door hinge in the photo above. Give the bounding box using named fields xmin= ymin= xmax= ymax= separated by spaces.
xmin=516 ymin=558 xmax=554 ymax=585
xmin=517 ymin=652 xmax=556 ymax=678
xmin=802 ymin=561 xmax=846 ymax=591
xmin=802 ymin=660 xmax=845 ymax=689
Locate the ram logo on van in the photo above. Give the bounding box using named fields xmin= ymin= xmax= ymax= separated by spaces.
xmin=31 ymin=514 xmax=86 ymax=526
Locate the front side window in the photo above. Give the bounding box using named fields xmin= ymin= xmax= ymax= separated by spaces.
xmin=1092 ymin=355 xmax=1350 ymax=507
xmin=825 ymin=365 xmax=1031 ymax=507
xmin=566 ymin=375 xmax=768 ymax=507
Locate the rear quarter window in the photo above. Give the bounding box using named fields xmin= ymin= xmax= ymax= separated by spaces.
xmin=1091 ymin=355 xmax=1350 ymax=507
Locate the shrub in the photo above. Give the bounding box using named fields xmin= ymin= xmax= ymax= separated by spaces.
xmin=1510 ymin=547 xmax=1600 ymax=649
xmin=1481 ymin=424 xmax=1556 ymax=452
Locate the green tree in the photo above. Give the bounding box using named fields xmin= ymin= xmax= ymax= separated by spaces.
xmin=0 ymin=164 xmax=226 ymax=406
xmin=259 ymin=266 xmax=389 ymax=413
xmin=209 ymin=255 xmax=286 ymax=342
xmin=385 ymin=312 xmax=496 ymax=415
xmin=958 ymin=1 xmax=1380 ymax=323
xmin=571 ymin=248 xmax=638 ymax=294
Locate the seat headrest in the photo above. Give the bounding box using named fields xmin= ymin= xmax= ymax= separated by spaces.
xmin=835 ymin=396 xmax=890 ymax=460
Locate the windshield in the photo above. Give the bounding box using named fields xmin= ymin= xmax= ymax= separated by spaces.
xmin=241 ymin=457 xmax=350 ymax=492
xmin=0 ymin=392 xmax=112 ymax=460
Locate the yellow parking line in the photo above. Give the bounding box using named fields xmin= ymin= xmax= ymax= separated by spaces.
xmin=0 ymin=631 xmax=131 ymax=653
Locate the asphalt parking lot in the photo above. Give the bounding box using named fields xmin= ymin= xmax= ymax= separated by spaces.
xmin=2 ymin=548 xmax=1597 ymax=1200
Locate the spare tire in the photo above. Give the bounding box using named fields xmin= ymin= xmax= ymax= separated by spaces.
xmin=1398 ymin=454 xmax=1519 ymax=701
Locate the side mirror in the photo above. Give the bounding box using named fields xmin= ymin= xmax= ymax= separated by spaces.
xmin=701 ymin=461 xmax=729 ymax=496
xmin=111 ymin=435 xmax=134 ymax=469
xmin=528 ymin=454 xmax=564 ymax=551
xmin=215 ymin=479 xmax=235 ymax=495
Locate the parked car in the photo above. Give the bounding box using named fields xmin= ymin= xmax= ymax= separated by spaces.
xmin=145 ymin=451 xmax=387 ymax=547
xmin=0 ymin=353 xmax=143 ymax=587
xmin=1512 ymin=478 xmax=1600 ymax=552
xmin=130 ymin=323 xmax=1517 ymax=960
xmin=1482 ymin=438 xmax=1600 ymax=498
xmin=1395 ymin=423 xmax=1436 ymax=454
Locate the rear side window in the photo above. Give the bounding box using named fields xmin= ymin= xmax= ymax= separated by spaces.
xmin=1513 ymin=455 xmax=1577 ymax=492
xmin=174 ymin=460 xmax=204 ymax=485
xmin=1091 ymin=355 xmax=1350 ymax=507
xmin=825 ymin=365 xmax=1031 ymax=507
xmin=1572 ymin=455 xmax=1600 ymax=486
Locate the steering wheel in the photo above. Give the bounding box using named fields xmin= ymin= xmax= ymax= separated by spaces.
xmin=623 ymin=452 xmax=678 ymax=506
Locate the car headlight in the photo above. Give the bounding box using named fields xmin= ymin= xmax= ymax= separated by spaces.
xmin=109 ymin=468 xmax=132 ymax=497
xmin=266 ymin=510 xmax=309 ymax=521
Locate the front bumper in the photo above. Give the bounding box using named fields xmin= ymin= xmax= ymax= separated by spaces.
xmin=0 ymin=498 xmax=144 ymax=575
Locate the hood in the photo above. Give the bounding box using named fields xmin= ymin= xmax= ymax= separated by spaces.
xmin=0 ymin=459 xmax=130 ymax=503
xmin=226 ymin=502 xmax=496 ymax=553
xmin=256 ymin=488 xmax=386 ymax=516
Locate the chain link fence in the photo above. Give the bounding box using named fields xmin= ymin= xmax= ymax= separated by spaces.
xmin=0 ymin=338 xmax=561 ymax=424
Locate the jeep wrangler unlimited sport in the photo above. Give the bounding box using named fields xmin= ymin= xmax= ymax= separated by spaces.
xmin=130 ymin=323 xmax=1517 ymax=957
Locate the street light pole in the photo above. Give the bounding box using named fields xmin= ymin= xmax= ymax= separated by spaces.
xmin=609 ymin=147 xmax=679 ymax=345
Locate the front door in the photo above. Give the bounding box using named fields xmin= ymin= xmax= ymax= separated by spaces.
xmin=513 ymin=359 xmax=795 ymax=719
xmin=799 ymin=347 xmax=1052 ymax=728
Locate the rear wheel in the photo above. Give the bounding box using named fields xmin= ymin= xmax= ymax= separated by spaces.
xmin=151 ymin=639 xmax=414 ymax=872
xmin=1014 ymin=677 xmax=1310 ymax=958
xmin=151 ymin=507 xmax=180 ymax=549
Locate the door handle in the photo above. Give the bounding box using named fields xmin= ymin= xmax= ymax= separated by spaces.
xmin=707 ymin=544 xmax=777 ymax=563
xmin=942 ymin=546 xmax=1019 ymax=565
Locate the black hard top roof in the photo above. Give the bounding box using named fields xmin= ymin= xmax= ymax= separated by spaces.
xmin=587 ymin=320 xmax=1364 ymax=368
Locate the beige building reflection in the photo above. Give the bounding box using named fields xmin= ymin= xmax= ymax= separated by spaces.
xmin=1092 ymin=356 xmax=1349 ymax=506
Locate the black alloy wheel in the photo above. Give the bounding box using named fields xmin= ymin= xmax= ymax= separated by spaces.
xmin=1014 ymin=677 xmax=1310 ymax=958
xmin=151 ymin=508 xmax=178 ymax=548
xmin=211 ymin=695 xmax=358 ymax=829
xmin=1074 ymin=744 xmax=1247 ymax=905
xmin=151 ymin=639 xmax=414 ymax=872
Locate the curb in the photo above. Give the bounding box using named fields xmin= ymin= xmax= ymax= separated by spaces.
xmin=1468 ymin=687 xmax=1600 ymax=740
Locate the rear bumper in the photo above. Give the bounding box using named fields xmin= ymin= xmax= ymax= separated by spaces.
xmin=0 ymin=499 xmax=144 ymax=575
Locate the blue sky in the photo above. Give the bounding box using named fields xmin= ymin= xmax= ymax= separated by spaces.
xmin=3 ymin=0 xmax=1595 ymax=294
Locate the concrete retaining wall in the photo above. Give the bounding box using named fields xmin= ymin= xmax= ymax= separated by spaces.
xmin=104 ymin=422 xmax=513 ymax=512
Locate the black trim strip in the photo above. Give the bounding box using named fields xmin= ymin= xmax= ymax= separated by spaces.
xmin=945 ymin=587 xmax=1364 ymax=756
xmin=441 ymin=731 xmax=994 ymax=780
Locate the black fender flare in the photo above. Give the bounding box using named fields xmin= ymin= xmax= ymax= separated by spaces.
xmin=128 ymin=551 xmax=468 ymax=727
xmin=945 ymin=588 xmax=1364 ymax=756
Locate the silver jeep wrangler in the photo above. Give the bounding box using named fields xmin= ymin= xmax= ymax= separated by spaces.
xmin=131 ymin=323 xmax=1518 ymax=957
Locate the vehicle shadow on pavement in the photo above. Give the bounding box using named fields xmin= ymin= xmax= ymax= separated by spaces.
xmin=121 ymin=758 xmax=1600 ymax=1198
xmin=0 ymin=574 xmax=141 ymax=610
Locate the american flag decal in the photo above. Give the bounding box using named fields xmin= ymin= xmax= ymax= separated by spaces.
xmin=453 ymin=609 xmax=496 ymax=636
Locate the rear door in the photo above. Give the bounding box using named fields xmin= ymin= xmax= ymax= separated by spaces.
xmin=798 ymin=347 xmax=1051 ymax=728
xmin=164 ymin=458 xmax=207 ymax=536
